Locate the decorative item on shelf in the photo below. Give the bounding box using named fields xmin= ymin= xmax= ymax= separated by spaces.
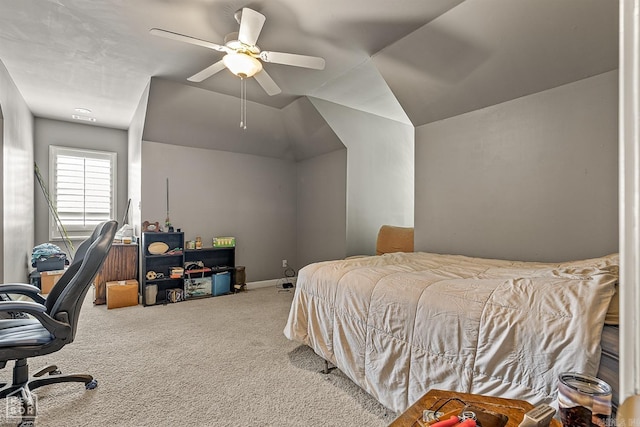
xmin=148 ymin=241 xmax=169 ymax=255
xmin=165 ymin=178 xmax=173 ymax=232
xmin=184 ymin=261 xmax=204 ymax=270
xmin=142 ymin=221 xmax=160 ymax=232
xmin=165 ymin=247 xmax=183 ymax=255
xmin=146 ymin=270 xmax=165 ymax=281
xmin=166 ymin=288 xmax=184 ymax=303
xmin=195 ymin=236 xmax=202 ymax=250
xmin=170 ymin=266 xmax=184 ymax=279
xmin=213 ymin=236 xmax=236 ymax=247
xmin=184 ymin=261 xmax=207 ymax=275
xmin=186 ymin=240 xmax=196 ymax=250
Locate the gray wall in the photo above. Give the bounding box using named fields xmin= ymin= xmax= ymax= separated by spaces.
xmin=310 ymin=98 xmax=415 ymax=256
xmin=0 ymin=59 xmax=34 ymax=282
xmin=143 ymin=78 xmax=292 ymax=160
xmin=415 ymin=71 xmax=618 ymax=262
xmin=296 ymin=148 xmax=347 ymax=268
xmin=141 ymin=141 xmax=297 ymax=282
xmin=33 ymin=118 xmax=128 ymax=252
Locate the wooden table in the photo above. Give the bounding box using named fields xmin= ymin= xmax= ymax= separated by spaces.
xmin=389 ymin=389 xmax=561 ymax=427
xmin=93 ymin=243 xmax=138 ymax=305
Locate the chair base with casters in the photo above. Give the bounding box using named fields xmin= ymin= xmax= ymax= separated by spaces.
xmin=0 ymin=359 xmax=97 ymax=425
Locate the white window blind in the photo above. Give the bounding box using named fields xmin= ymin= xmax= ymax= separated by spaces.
xmin=49 ymin=146 xmax=117 ymax=240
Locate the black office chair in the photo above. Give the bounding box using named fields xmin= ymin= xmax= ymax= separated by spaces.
xmin=1 ymin=221 xmax=108 ymax=311
xmin=0 ymin=222 xmax=106 ymax=321
xmin=0 ymin=220 xmax=117 ymax=425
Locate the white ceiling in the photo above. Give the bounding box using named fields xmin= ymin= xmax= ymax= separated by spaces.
xmin=0 ymin=0 xmax=618 ymax=138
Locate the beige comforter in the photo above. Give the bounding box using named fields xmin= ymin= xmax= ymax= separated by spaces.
xmin=283 ymin=252 xmax=618 ymax=412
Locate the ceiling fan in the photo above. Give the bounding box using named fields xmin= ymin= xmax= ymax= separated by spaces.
xmin=150 ymin=7 xmax=326 ymax=96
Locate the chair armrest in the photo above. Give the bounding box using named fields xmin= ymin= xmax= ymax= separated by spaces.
xmin=0 ymin=300 xmax=46 ymax=314
xmin=0 ymin=283 xmax=46 ymax=304
xmin=0 ymin=301 xmax=70 ymax=339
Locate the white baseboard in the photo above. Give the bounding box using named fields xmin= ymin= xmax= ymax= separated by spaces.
xmin=246 ymin=279 xmax=278 ymax=289
xmin=246 ymin=277 xmax=297 ymax=290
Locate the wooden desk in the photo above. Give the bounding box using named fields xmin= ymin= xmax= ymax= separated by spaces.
xmin=93 ymin=243 xmax=138 ymax=305
xmin=389 ymin=389 xmax=561 ymax=427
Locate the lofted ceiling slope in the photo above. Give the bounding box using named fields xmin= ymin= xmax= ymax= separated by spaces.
xmin=143 ymin=77 xmax=345 ymax=161
xmin=374 ymin=0 xmax=619 ymax=127
xmin=0 ymin=0 xmax=620 ymax=158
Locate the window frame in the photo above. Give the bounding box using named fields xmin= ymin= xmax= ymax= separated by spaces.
xmin=48 ymin=145 xmax=117 ymax=241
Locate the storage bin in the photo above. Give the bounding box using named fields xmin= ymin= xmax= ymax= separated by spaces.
xmin=36 ymin=256 xmax=65 ymax=272
xmin=213 ymin=271 xmax=231 ymax=296
xmin=184 ymin=277 xmax=212 ymax=298
xmin=145 ymin=284 xmax=158 ymax=305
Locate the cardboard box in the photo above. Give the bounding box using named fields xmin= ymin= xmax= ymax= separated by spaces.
xmin=40 ymin=269 xmax=65 ymax=294
xmin=106 ymin=279 xmax=138 ymax=309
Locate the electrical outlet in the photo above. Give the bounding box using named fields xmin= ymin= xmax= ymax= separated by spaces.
xmin=282 ymin=259 xmax=288 ymax=268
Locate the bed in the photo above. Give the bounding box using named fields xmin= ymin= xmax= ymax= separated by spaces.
xmin=283 ymin=252 xmax=619 ymax=413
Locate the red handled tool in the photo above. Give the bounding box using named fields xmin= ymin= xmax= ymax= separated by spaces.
xmin=430 ymin=416 xmax=460 ymax=427
xmin=430 ymin=415 xmax=477 ymax=427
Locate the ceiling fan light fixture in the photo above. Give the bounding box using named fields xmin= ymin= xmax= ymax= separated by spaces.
xmin=223 ymin=52 xmax=262 ymax=78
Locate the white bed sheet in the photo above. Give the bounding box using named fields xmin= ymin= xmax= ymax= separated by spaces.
xmin=283 ymin=252 xmax=618 ymax=412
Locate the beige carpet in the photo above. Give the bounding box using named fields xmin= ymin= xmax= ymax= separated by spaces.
xmin=0 ymin=287 xmax=395 ymax=426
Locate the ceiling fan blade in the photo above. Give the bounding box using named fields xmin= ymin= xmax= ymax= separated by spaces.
xmin=150 ymin=28 xmax=228 ymax=53
xmin=187 ymin=60 xmax=227 ymax=82
xmin=237 ymin=8 xmax=266 ymax=46
xmin=259 ymin=51 xmax=325 ymax=70
xmin=254 ymin=70 xmax=282 ymax=96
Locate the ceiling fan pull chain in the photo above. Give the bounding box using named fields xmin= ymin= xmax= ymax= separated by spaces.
xmin=240 ymin=77 xmax=248 ymax=130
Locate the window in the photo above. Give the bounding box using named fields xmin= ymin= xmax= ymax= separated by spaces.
xmin=49 ymin=146 xmax=117 ymax=240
